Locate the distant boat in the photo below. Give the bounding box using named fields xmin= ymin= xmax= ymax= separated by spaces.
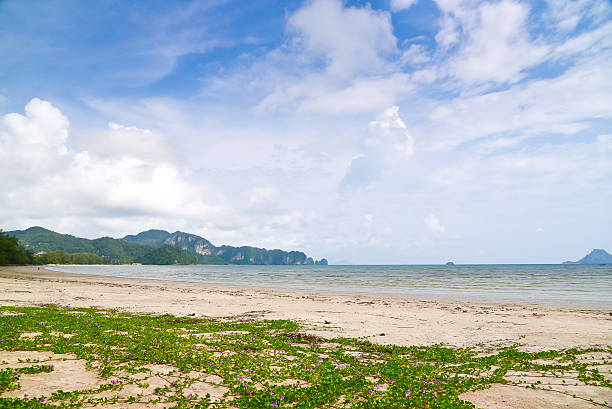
xmin=445 ymin=261 xmax=455 ymax=266
xmin=131 ymin=262 xmax=142 ymax=266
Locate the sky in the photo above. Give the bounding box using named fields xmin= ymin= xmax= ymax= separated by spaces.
xmin=0 ymin=0 xmax=611 ymax=264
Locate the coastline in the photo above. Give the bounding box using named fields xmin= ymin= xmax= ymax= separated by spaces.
xmin=1 ymin=265 xmax=611 ymax=408
xmin=1 ymin=265 xmax=610 ymax=350
xmin=44 ymin=263 xmax=612 ymax=309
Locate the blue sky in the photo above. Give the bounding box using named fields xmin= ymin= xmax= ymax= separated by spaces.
xmin=1 ymin=0 xmax=611 ymax=263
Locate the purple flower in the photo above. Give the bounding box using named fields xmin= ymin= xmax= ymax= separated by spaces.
xmin=404 ymin=391 xmax=410 ymax=397
xmin=369 ymin=390 xmax=375 ymax=395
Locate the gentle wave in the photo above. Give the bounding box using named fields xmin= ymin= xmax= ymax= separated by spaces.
xmin=47 ymin=264 xmax=612 ymax=307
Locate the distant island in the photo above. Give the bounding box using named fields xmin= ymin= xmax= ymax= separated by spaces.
xmin=563 ymin=249 xmax=612 ymax=265
xmin=4 ymin=227 xmax=328 ymax=266
xmin=445 ymin=261 xmax=455 ymax=266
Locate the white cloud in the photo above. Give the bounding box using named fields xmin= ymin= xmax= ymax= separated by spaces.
xmin=369 ymin=105 xmax=414 ymax=157
xmin=71 ymin=122 xmax=175 ymax=162
xmin=2 ymin=98 xmax=68 ymax=149
xmin=0 ymin=99 xmax=230 ymax=236
xmin=435 ymin=13 xmax=460 ymax=50
xmin=340 ymin=105 xmax=414 ymax=190
xmin=419 ymin=54 xmax=612 ymax=150
xmin=447 ymin=0 xmax=549 ymax=84
xmin=252 ymin=0 xmax=413 ymax=115
xmin=545 ymin=0 xmax=612 ymax=32
xmin=390 ymin=0 xmax=419 ymax=12
xmin=425 ymin=213 xmax=445 ymax=233
xmin=552 ymin=20 xmax=612 ymax=59
xmin=247 ymin=187 xmax=277 ymax=206
xmin=287 ymin=0 xmax=397 ymax=79
xmin=400 ymin=43 xmax=431 ymax=65
xmin=296 ymin=73 xmax=415 ymax=115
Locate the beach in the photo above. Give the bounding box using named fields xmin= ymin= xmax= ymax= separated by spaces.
xmin=1 ymin=265 xmax=611 ymax=408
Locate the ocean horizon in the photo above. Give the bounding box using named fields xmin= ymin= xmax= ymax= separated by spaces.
xmin=47 ymin=264 xmax=612 ymax=308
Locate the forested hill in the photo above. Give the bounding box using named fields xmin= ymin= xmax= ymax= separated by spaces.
xmin=7 ymin=227 xmax=327 ymax=266
xmin=123 ymin=229 xmax=328 ymax=265
xmin=7 ymin=226 xmax=154 ymax=264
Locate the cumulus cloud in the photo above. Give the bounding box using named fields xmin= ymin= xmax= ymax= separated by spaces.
xmin=0 ymin=99 xmax=229 ymax=236
xmin=340 ymin=105 xmax=414 ymax=190
xmin=2 ymin=98 xmax=68 ymax=149
xmin=255 ymin=0 xmax=413 ymax=114
xmin=369 ymin=106 xmax=414 ymax=158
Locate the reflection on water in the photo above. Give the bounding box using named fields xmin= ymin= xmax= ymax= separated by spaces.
xmin=48 ymin=264 xmax=612 ymax=307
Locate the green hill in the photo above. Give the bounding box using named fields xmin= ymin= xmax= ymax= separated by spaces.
xmin=123 ymin=229 xmax=171 ymax=247
xmin=7 ymin=226 xmax=325 ymax=266
xmin=139 ymin=245 xmax=198 ymax=265
xmin=6 ymin=227 xmax=168 ymax=265
xmin=9 ymin=226 xmax=96 ymax=253
xmin=124 ymin=229 xmax=315 ymax=265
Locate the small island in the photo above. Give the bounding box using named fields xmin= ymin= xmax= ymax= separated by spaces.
xmin=563 ymin=249 xmax=612 ymax=265
xmin=445 ymin=261 xmax=455 ymax=266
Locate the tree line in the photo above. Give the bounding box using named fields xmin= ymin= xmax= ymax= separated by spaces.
xmin=0 ymin=231 xmax=197 ymax=265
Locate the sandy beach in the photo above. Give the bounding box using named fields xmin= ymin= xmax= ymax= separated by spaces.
xmin=1 ymin=265 xmax=611 ymax=408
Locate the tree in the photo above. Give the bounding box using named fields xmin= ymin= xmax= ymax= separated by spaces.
xmin=0 ymin=231 xmax=33 ymax=265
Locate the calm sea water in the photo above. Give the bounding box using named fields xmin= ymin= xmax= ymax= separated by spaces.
xmin=47 ymin=264 xmax=612 ymax=308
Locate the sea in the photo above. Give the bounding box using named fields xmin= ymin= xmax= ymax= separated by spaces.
xmin=46 ymin=264 xmax=612 ymax=308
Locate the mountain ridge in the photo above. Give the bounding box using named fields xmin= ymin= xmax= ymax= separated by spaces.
xmin=7 ymin=226 xmax=327 ymax=265
xmin=124 ymin=229 xmax=328 ymax=265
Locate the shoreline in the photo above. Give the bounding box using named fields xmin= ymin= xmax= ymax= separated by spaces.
xmin=1 ymin=265 xmax=611 ymax=408
xmin=44 ymin=263 xmax=612 ymax=310
xmin=1 ymin=265 xmax=610 ymax=350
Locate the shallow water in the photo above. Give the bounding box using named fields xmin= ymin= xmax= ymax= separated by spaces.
xmin=47 ymin=264 xmax=612 ymax=308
